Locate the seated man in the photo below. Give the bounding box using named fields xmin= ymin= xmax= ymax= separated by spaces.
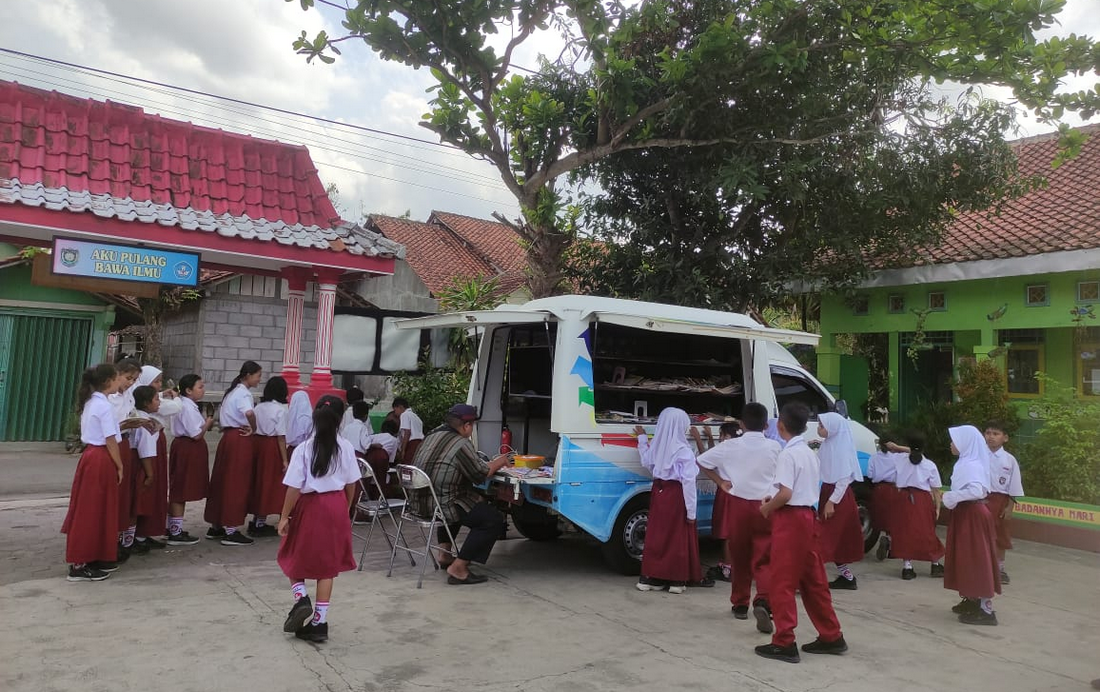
xmin=413 ymin=404 xmax=511 ymax=585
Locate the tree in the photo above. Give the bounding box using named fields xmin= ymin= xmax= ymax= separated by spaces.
xmin=137 ymin=287 xmax=202 ymax=367
xmin=290 ymin=0 xmax=1099 ymax=298
xmin=437 ymin=273 xmax=508 ymax=373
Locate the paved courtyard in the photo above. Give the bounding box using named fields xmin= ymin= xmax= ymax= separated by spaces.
xmin=1 ymin=446 xmax=1098 ymax=692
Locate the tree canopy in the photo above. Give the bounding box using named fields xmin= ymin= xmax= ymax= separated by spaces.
xmin=290 ymin=0 xmax=1100 ymax=301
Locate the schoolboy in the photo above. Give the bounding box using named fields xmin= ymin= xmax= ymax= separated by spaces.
xmin=984 ymin=421 xmax=1023 ymax=584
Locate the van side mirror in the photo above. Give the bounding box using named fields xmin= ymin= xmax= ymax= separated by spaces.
xmin=834 ymin=400 xmax=849 ymax=418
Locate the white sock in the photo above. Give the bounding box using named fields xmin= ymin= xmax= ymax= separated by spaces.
xmin=980 ymin=598 xmax=994 ymax=614
xmin=838 ymin=564 xmax=855 ymax=580
xmin=903 ymin=560 xmax=913 ymax=569
xmin=168 ymin=516 xmax=184 ymax=535
xmin=123 ymin=525 xmax=136 ymax=547
xmin=998 ymin=560 xmax=1006 ymax=571
xmin=254 ymin=517 xmax=266 ymax=528
xmin=291 ymin=582 xmax=307 ymax=601
xmin=312 ymin=601 xmax=329 ymax=624
xmin=225 ymin=526 xmax=237 ymax=535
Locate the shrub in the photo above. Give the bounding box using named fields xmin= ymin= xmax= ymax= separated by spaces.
xmin=389 ymin=365 xmax=470 ymax=432
xmin=952 ymin=359 xmax=1018 ymax=435
xmin=1016 ymin=375 xmax=1100 ymax=504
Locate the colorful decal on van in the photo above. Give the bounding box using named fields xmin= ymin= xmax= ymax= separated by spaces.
xmin=557 ymin=435 xmax=649 ymax=541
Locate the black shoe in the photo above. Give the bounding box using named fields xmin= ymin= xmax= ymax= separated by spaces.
xmin=731 ymin=605 xmax=749 ymax=620
xmin=875 ymin=535 xmax=890 ymax=561
xmin=206 ymin=526 xmax=226 ymax=540
xmin=166 ymin=531 xmax=200 ymax=546
xmin=958 ymin=609 xmax=998 ymax=626
xmin=116 ymin=544 xmax=131 ymax=563
xmin=130 ymin=540 xmax=150 ymax=555
xmin=636 ymin=576 xmax=667 ymax=592
xmin=901 ymin=567 xmax=916 ymax=580
xmin=754 ymin=643 xmax=800 ymax=663
xmin=143 ymin=537 xmax=167 ymax=550
xmin=802 ymin=636 xmax=848 ymax=655
xmin=951 ymin=598 xmax=980 ymax=614
xmin=999 ymin=570 xmax=1010 ymax=585
xmin=67 ymin=565 xmax=110 ymax=582
xmin=248 ymin=523 xmax=278 ymax=538
xmin=295 ymin=621 xmax=328 ymax=643
xmin=220 ymin=531 xmax=254 ymax=546
xmin=753 ymin=601 xmax=774 ymax=634
xmin=829 ymin=576 xmax=858 ymax=590
xmin=706 ymin=565 xmax=731 ymax=583
xmin=930 ymin=563 xmax=945 ymax=578
xmin=690 ymin=576 xmax=716 ymax=588
xmin=447 ymin=572 xmax=488 ymax=585
xmin=89 ymin=560 xmax=119 ymax=573
xmin=284 ymin=596 xmax=313 ymax=633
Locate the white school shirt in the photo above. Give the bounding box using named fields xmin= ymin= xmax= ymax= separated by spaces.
xmin=108 ymin=384 xmax=136 ymax=424
xmin=340 ymin=407 xmax=373 ymax=436
xmin=131 ymin=410 xmax=161 ymax=459
xmin=988 ymin=448 xmax=1024 ymax=497
xmin=220 ymin=384 xmax=254 ymax=428
xmin=867 ymin=452 xmax=900 ymax=483
xmin=771 ymin=436 xmax=820 ymax=508
xmin=696 ymin=431 xmax=781 ymax=501
xmin=253 ymin=401 xmax=287 ymax=437
xmin=894 ymin=456 xmax=942 ymax=492
xmin=366 ymin=432 xmax=399 ymax=465
xmin=81 ymin=391 xmax=121 ymax=445
xmin=152 ymin=394 xmax=182 ymax=429
xmin=282 ymin=436 xmax=362 ymax=494
xmin=173 ymin=397 xmax=206 ymax=439
xmin=942 ymin=459 xmax=990 ymax=509
xmin=339 ymin=418 xmax=372 ymax=454
xmin=637 ymin=434 xmax=698 ymax=521
xmin=399 ymin=409 xmax=424 ymax=441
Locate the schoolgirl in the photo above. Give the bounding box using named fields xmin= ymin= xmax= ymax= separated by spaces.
xmin=137 ymin=365 xmax=182 ymax=429
xmin=286 ymin=390 xmax=313 ymax=457
xmin=109 ymin=358 xmax=148 ymax=562
xmin=633 ymin=408 xmax=705 ymax=594
xmin=249 ymin=376 xmax=290 ymax=538
xmin=278 ymin=396 xmax=361 ymax=643
xmin=166 ymin=374 xmax=213 ymax=545
xmin=206 ymin=361 xmax=262 ymax=545
xmin=62 ymin=364 xmax=125 ymax=581
xmin=887 ymin=433 xmax=945 ymax=579
xmin=943 ymin=425 xmax=1001 ymax=626
xmin=130 ymin=385 xmax=168 ymax=553
xmin=815 ymin=412 xmax=865 ymax=590
xmin=867 ymin=433 xmax=902 ymax=561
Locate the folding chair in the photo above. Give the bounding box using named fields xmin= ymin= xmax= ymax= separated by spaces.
xmin=388 ymin=464 xmax=459 ymax=588
xmin=354 ymin=457 xmax=412 ymax=571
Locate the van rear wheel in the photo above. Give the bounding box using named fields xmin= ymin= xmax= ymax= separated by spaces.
xmin=601 ymin=495 xmax=649 ymax=575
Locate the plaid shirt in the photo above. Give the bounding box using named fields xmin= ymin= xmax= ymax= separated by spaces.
xmin=412 ymin=425 xmax=490 ymax=523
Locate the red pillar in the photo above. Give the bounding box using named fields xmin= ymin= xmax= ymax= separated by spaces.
xmin=279 ymin=267 xmax=309 ymax=390
xmin=305 ymin=267 xmax=343 ymax=400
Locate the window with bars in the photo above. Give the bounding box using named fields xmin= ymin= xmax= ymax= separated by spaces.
xmin=851 ymin=295 xmax=869 ymax=316
xmin=1078 ymin=280 xmax=1099 ymax=303
xmin=888 ymin=294 xmax=906 ymax=313
xmin=1025 ymin=284 xmax=1049 ymax=307
xmin=928 ymin=291 xmax=946 ymax=311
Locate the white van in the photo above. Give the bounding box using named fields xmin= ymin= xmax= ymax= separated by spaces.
xmin=398 ymin=296 xmax=878 ymax=573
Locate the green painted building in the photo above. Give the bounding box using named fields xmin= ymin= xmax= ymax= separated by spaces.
xmin=817 ymin=126 xmax=1100 ymax=424
xmin=0 ymin=244 xmax=115 ymax=441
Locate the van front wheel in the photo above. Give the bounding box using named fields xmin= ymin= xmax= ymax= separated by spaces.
xmin=602 ymin=495 xmax=649 ymax=575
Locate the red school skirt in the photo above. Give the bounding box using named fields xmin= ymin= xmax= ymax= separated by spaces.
xmin=205 ymin=429 xmax=255 ymax=528
xmin=134 ymin=432 xmax=169 ymax=537
xmin=870 ymin=482 xmax=900 ymax=534
xmin=986 ymin=492 xmax=1014 ymax=550
xmin=710 ymin=490 xmax=730 ymax=540
xmin=169 ymin=436 xmax=210 ymax=503
xmin=641 ymin=479 xmax=703 ymax=584
xmin=116 ymin=437 xmax=135 ymax=532
xmin=62 ymin=445 xmax=121 ymax=565
xmin=944 ymin=500 xmax=1001 ymax=599
xmin=890 ymin=488 xmax=944 ymax=562
xmin=816 ymin=483 xmax=865 ymax=565
xmin=277 ymin=490 xmax=356 ymax=580
xmin=250 ymin=434 xmax=287 ymax=517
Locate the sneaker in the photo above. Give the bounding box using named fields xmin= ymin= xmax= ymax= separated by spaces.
xmin=247 ymin=523 xmax=278 ymax=538
xmin=143 ymin=537 xmax=167 ymax=550
xmin=116 ymin=544 xmax=131 ymax=563
xmin=667 ymin=582 xmax=686 ymax=595
xmin=706 ymin=565 xmax=731 ymax=583
xmin=88 ymin=560 xmax=120 ymax=572
xmin=166 ymin=531 xmax=200 ymax=546
xmin=283 ymin=596 xmax=313 ymax=633
xmin=731 ymin=605 xmax=749 ymax=620
xmin=999 ymin=570 xmax=1010 ymax=585
xmin=930 ymin=563 xmax=945 ymax=578
xmin=802 ymin=636 xmax=848 ymax=655
xmin=689 ymin=577 xmax=716 ymax=588
xmin=754 ymin=642 xmax=800 ymax=663
xmin=67 ymin=565 xmax=110 ymax=582
xmin=951 ymin=598 xmax=980 ymax=615
xmin=829 ymin=576 xmax=858 ymax=590
xmin=130 ymin=540 xmax=151 ymax=555
xmin=901 ymin=567 xmax=916 ymax=580
xmin=220 ymin=531 xmax=255 ymax=546
xmin=205 ymin=526 xmax=226 ymax=540
xmin=635 ymin=576 xmax=667 ymax=592
xmin=295 ymin=622 xmax=328 ymax=643
xmin=875 ymin=534 xmax=890 ymax=561
xmin=958 ymin=609 xmax=998 ymax=626
xmin=753 ymin=601 xmax=774 ymax=634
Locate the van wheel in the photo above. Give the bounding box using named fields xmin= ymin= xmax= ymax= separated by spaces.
xmin=601 ymin=495 xmax=649 ymax=575
xmin=853 ymin=484 xmax=881 ymax=553
xmin=514 ymin=519 xmax=562 ymax=542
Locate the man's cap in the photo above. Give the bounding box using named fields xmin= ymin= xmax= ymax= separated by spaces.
xmin=447 ymin=404 xmax=479 ymax=422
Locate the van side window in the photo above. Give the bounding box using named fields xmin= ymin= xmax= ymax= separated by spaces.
xmin=770 ymin=366 xmax=830 ymax=418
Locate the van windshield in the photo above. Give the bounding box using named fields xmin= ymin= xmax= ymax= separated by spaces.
xmin=590 ymin=322 xmax=746 ymax=425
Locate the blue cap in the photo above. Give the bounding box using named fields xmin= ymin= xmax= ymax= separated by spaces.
xmin=447 ymin=404 xmax=479 ymax=422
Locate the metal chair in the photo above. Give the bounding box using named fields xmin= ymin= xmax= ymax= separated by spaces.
xmin=388 ymin=464 xmax=458 ymax=588
xmin=354 ymin=456 xmax=412 ymax=571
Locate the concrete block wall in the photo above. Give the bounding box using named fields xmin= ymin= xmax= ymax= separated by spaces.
xmin=161 ymin=302 xmax=202 ymax=386
xmin=355 ymin=261 xmax=438 ymax=314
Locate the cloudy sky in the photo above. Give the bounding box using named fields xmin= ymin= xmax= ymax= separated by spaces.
xmin=0 ymin=0 xmax=1097 ymax=225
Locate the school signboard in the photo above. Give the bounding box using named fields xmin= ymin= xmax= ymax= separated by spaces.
xmin=51 ymin=237 xmax=200 ymax=287
xmin=1013 ymin=497 xmax=1100 ymax=530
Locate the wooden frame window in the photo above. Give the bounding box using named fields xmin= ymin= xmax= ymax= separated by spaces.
xmin=1005 ymin=344 xmax=1043 ymax=397
xmin=927 ymin=291 xmax=947 ymax=311
xmin=1078 ymin=342 xmax=1100 ymax=398
xmin=1025 ymin=284 xmax=1049 ymax=307
xmin=1077 ymin=280 xmax=1099 ymax=304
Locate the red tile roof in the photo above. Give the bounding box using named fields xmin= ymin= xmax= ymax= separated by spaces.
xmin=368 ymin=214 xmax=497 ymax=294
xmin=894 ymin=124 xmax=1100 ymax=267
xmin=429 ymin=210 xmax=526 ymax=272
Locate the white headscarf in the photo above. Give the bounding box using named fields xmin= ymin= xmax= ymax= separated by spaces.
xmin=817 ymin=412 xmax=862 ymax=485
xmin=640 ymin=407 xmax=693 ymax=479
xmin=287 ymin=390 xmax=314 ymax=447
xmin=137 ymin=365 xmax=162 ymax=387
xmin=948 ymin=425 xmax=991 ymax=493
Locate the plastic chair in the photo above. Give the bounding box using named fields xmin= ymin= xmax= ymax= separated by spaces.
xmin=388 ymin=464 xmax=458 ymax=588
xmin=354 ymin=457 xmax=412 ymax=571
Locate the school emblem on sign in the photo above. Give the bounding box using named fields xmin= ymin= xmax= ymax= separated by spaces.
xmin=173 ymin=261 xmax=195 ymax=281
xmin=59 ymin=248 xmax=79 ymax=267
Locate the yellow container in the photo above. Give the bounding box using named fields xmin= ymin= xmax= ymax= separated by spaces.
xmin=513 ymin=455 xmax=546 ymax=469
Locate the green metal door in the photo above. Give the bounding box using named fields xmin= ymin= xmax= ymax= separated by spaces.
xmin=0 ymin=314 xmax=93 ymax=441
xmin=838 ymin=354 xmax=870 ymax=423
xmin=0 ymin=315 xmax=12 ymax=435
